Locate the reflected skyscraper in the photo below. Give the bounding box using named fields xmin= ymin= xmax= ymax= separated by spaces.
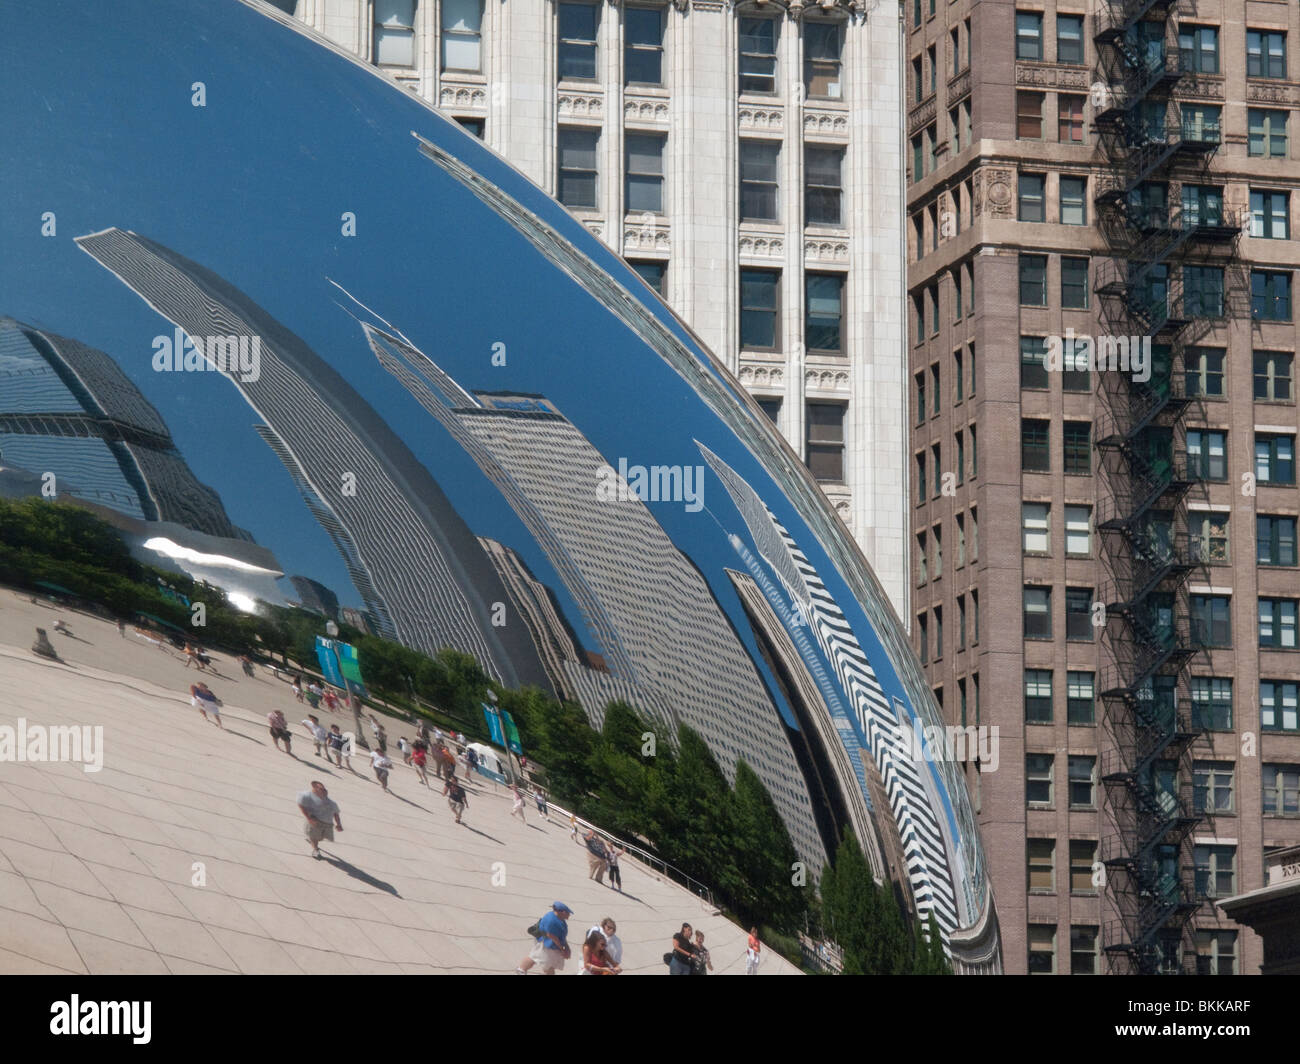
xmin=75 ymin=228 xmax=550 ymax=691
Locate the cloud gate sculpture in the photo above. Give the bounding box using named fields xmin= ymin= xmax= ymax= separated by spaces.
xmin=0 ymin=0 xmax=999 ymax=970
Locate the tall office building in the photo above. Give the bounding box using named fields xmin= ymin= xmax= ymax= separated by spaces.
xmin=259 ymin=0 xmax=912 ymax=619
xmin=0 ymin=316 xmax=243 ymax=538
xmin=906 ymin=0 xmax=1300 ymax=973
xmin=76 ymin=227 xmax=553 ymax=692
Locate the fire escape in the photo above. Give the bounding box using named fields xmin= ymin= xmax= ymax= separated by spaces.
xmin=1089 ymin=0 xmax=1244 ymax=974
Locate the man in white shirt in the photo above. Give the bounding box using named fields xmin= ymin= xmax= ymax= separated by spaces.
xmin=370 ymin=747 xmax=393 ymax=792
xmin=297 ymin=781 xmax=342 ymax=858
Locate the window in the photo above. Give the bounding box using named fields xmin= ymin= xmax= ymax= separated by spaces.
xmin=1069 ymin=756 xmax=1096 ymax=808
xmin=972 ymin=589 xmax=980 ymax=642
xmin=1258 ymin=515 xmax=1298 ymax=566
xmin=805 ymin=274 xmax=844 ymax=353
xmin=928 ymin=45 xmax=937 ymax=94
xmin=1020 ymin=336 xmax=1049 ymax=389
xmin=955 ymin=431 xmax=965 ymax=485
xmin=1191 ymin=511 xmax=1229 ymax=564
xmin=931 ymin=364 xmax=940 ymax=414
xmin=957 ymin=594 xmax=967 ymax=650
xmin=1028 ymin=925 xmax=1055 ymax=975
xmin=950 ymin=28 xmax=960 ymax=76
xmin=625 ymin=6 xmax=665 ymax=86
xmin=1182 ymin=184 xmax=1223 ymax=227
xmin=1019 ymin=173 xmax=1045 ymax=222
xmin=1026 ymin=754 xmax=1054 ymax=805
xmin=1070 ymin=841 xmax=1097 ymax=893
xmin=934 ymin=605 xmax=943 ymax=658
xmin=625 ymin=134 xmax=665 ymax=213
xmin=1065 ymin=587 xmax=1093 ymax=641
xmin=1019 ymin=254 xmax=1047 ymax=306
xmin=949 ymin=106 xmax=961 ymax=154
xmin=1185 ymin=265 xmax=1225 ymax=317
xmin=1016 ymin=91 xmax=1044 ymax=139
xmin=740 ymin=141 xmax=780 ymax=221
xmin=911 ymin=56 xmax=924 ymax=104
xmin=1067 ymin=671 xmax=1095 ymax=725
xmin=1193 ymin=761 xmax=1235 ymax=814
xmin=1248 ymin=109 xmax=1288 ymax=158
xmin=917 ymin=612 xmax=928 ymax=664
xmin=804 ymin=21 xmax=842 ymax=99
xmin=970 ymin=507 xmax=978 ymax=559
xmin=806 ymin=402 xmax=845 ymax=483
xmin=1191 ymin=676 xmax=1233 ymax=729
xmin=441 ymin=0 xmax=484 ymax=71
xmin=1191 ymin=597 xmax=1232 ymax=649
xmin=1028 ymin=839 xmax=1055 ymax=893
xmin=454 ymin=116 xmax=485 ymax=138
xmin=1022 ymin=419 xmax=1050 ymax=471
xmin=1063 ymin=422 xmax=1091 ymax=475
xmin=1263 ymin=764 xmax=1300 ymax=814
xmin=1059 ymin=95 xmax=1085 ymax=143
xmin=756 ymin=395 xmax=781 ymax=426
xmin=1182 ymin=103 xmax=1221 ymax=141
xmin=1023 ymin=503 xmax=1050 ymax=554
xmin=916 ymin=532 xmax=929 ymax=585
xmin=1247 ymin=29 xmax=1287 ymax=79
xmin=373 ymin=0 xmax=416 ymax=66
xmin=970 ymin=424 xmax=978 ymax=478
xmin=558 ymin=2 xmax=600 ymax=80
xmin=929 ymin=283 xmax=940 ymax=335
xmin=1196 ymin=931 xmax=1238 ymax=976
xmin=1253 ymin=270 xmax=1293 ymax=321
xmin=1251 ymin=189 xmax=1290 ymax=239
xmin=739 ymin=17 xmax=778 ymax=93
xmin=1194 ymin=845 xmax=1236 ymax=899
xmin=1025 ymin=669 xmax=1052 ymax=722
xmin=931 ymin=443 xmax=941 ymax=497
xmin=916 ymin=452 xmax=927 ymax=503
xmin=739 ymin=269 xmax=780 ymax=350
xmin=954 ymin=350 xmax=964 ymax=402
xmin=1061 ymin=256 xmax=1089 ymax=309
xmin=1185 ymin=347 xmax=1225 ymax=398
xmin=914 ymin=371 xmax=926 ymax=425
xmin=1060 ymin=176 xmax=1087 ymax=225
xmin=1179 ymin=25 xmax=1220 ymax=73
xmin=805 ymin=146 xmax=844 ymax=226
xmin=1016 ymin=12 xmax=1044 ymax=60
xmin=631 ymin=260 xmax=666 ymax=295
xmin=1262 ymin=680 xmax=1299 ymax=731
xmin=1024 ymin=588 xmax=1052 ymax=640
xmin=965 ymin=17 xmax=971 ymax=68
xmin=1254 ymin=351 xmax=1293 ymax=401
xmin=925 ymin=123 xmax=938 ymax=175
xmin=1256 ymin=433 xmax=1297 ymax=484
xmin=1258 ymin=597 xmax=1298 ymax=648
xmin=1057 ymin=15 xmax=1084 ymax=65
xmin=557 ymin=128 xmax=600 ymax=208
xmin=911 ymin=133 xmax=924 ymax=182
xmin=953 ymin=271 xmax=963 ymax=322
xmin=1187 ymin=429 xmax=1227 ymax=480
xmin=1063 ymin=341 xmax=1089 ymax=393
xmin=1062 ymin=506 xmax=1090 ymax=557
xmin=912 ymin=0 xmax=920 ymax=28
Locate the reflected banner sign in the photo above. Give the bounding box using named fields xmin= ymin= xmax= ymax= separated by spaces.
xmin=0 ymin=0 xmax=999 ymax=970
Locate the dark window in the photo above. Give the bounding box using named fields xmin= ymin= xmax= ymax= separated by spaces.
xmin=557 ymin=128 xmax=599 ymax=207
xmin=1187 ymin=429 xmax=1227 ymax=480
xmin=1194 ymin=845 xmax=1236 ymax=899
xmin=1025 ymin=669 xmax=1053 ymax=722
xmin=1258 ymin=515 xmax=1298 ymax=566
xmin=1061 ymin=256 xmax=1089 ymax=309
xmin=1185 ymin=348 xmax=1225 ymax=398
xmin=740 ymin=17 xmax=778 ymax=93
xmin=1020 ymin=336 xmax=1049 ymax=388
xmin=1262 ymin=764 xmax=1300 ymax=815
xmin=1019 ymin=173 xmax=1045 ymax=221
xmin=1254 ymin=351 xmax=1293 ymax=401
xmin=630 ymin=260 xmax=665 ymax=295
xmin=1247 ymin=29 xmax=1287 ymax=79
xmin=1248 ymin=109 xmax=1288 ymax=158
xmin=1184 ymin=265 xmax=1224 ymax=317
xmin=1179 ymin=25 xmax=1219 ymax=74
xmin=1019 ymin=254 xmax=1047 ymax=305
xmin=1182 ymin=184 xmax=1223 ymax=227
xmin=1253 ymin=271 xmax=1293 ymax=321
xmin=740 ymin=140 xmax=780 ymax=221
xmin=806 ymin=402 xmax=845 ymax=483
xmin=1024 ymin=586 xmax=1052 ymax=639
xmin=454 ymin=116 xmax=485 ymax=139
xmin=626 ymin=133 xmax=665 ymax=213
xmin=1256 ymin=433 xmax=1296 ymax=484
xmin=804 ymin=21 xmax=843 ymax=99
xmin=1193 ymin=761 xmax=1235 ymax=815
xmin=625 ymin=6 xmax=665 ymax=85
xmin=1022 ymin=419 xmax=1050 ymax=471
xmin=1067 ymin=671 xmax=1095 ymax=725
xmin=740 ymin=269 xmax=779 ymax=350
xmin=558 ymin=2 xmax=600 ymax=80
xmin=1066 ymin=587 xmax=1093 ymax=641
xmin=1057 ymin=15 xmax=1084 ymax=64
xmin=1026 ymin=753 xmax=1054 ymax=804
xmin=1069 ymin=756 xmax=1096 ymax=808
xmin=805 ymin=146 xmax=844 ymax=226
xmin=1191 ymin=677 xmax=1233 ymax=730
xmin=916 ymin=451 xmax=927 ymax=503
xmin=1059 ymin=95 xmax=1085 ymax=143
xmin=756 ymin=396 xmax=782 ymax=425
xmin=918 ymin=612 xmax=928 ymax=663
xmin=1191 ymin=595 xmax=1232 ymax=648
xmin=1063 ymin=422 xmax=1091 ymax=475
xmin=1017 ymin=91 xmax=1044 ymax=139
xmin=805 ymin=273 xmax=844 ymax=353
xmin=915 ymin=371 xmax=926 ymax=425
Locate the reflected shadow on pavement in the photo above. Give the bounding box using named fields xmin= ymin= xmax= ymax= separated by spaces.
xmin=320 ymin=853 xmax=401 ymax=896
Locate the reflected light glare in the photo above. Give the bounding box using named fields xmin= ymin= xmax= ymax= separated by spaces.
xmin=227 ymin=593 xmax=258 ymax=613
xmin=141 ymin=537 xmax=280 ymax=575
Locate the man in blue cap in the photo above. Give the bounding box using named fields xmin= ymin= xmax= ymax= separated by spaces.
xmin=515 ymin=901 xmax=573 ymax=974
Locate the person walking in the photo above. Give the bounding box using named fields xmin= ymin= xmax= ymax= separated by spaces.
xmin=267 ymin=709 xmax=293 ymax=754
xmin=569 ymin=812 xmax=579 ymax=843
xmin=301 ymin=715 xmax=328 ymax=757
xmin=510 ymin=783 xmax=527 ymax=825
xmin=691 ymin=930 xmax=713 ymax=975
xmin=370 ymin=746 xmax=393 ymax=792
xmin=297 ymin=780 xmax=343 ymax=859
xmin=668 ymin=923 xmax=696 ymax=975
xmin=291 ymin=676 xmax=305 ymax=703
xmin=583 ymin=829 xmax=609 ymax=886
xmin=444 ymin=773 xmax=468 ymax=824
xmin=411 ymin=743 xmax=429 ymax=786
xmin=606 ymin=844 xmax=624 ymax=892
xmin=398 ymin=737 xmax=412 ymax=766
xmin=534 ymin=787 xmax=549 ymax=821
xmin=516 ymin=902 xmax=572 ymax=975
xmin=327 ymin=724 xmax=351 ymax=770
xmin=745 ymin=927 xmax=762 ymax=975
xmin=117 ymin=618 xmax=126 ymax=638
xmin=189 ymin=682 xmax=223 ymax=728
